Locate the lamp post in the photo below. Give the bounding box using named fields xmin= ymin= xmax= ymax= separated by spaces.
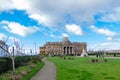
xmin=33 ymin=42 xmax=37 ymax=55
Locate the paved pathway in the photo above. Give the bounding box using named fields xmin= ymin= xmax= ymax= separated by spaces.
xmin=105 ymin=57 xmax=120 ymax=59
xmin=30 ymin=58 xmax=56 ymax=80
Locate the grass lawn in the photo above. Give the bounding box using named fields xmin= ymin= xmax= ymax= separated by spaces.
xmin=48 ymin=57 xmax=120 ymax=80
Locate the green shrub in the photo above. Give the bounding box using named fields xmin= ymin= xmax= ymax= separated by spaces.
xmin=0 ymin=58 xmax=43 ymax=80
xmin=31 ymin=60 xmax=38 ymax=64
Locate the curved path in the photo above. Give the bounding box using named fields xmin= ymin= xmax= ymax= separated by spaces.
xmin=30 ymin=58 xmax=56 ymax=80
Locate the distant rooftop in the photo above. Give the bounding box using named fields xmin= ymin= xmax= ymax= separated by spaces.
xmin=45 ymin=37 xmax=86 ymax=45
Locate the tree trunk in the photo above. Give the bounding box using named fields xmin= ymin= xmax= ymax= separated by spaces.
xmin=12 ymin=57 xmax=15 ymax=72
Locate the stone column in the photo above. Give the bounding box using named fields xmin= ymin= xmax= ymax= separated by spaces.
xmin=65 ymin=47 xmax=67 ymax=54
xmin=72 ymin=47 xmax=73 ymax=54
xmin=67 ymin=47 xmax=68 ymax=54
xmin=63 ymin=47 xmax=65 ymax=54
xmin=64 ymin=47 xmax=66 ymax=54
xmin=67 ymin=47 xmax=69 ymax=54
xmin=61 ymin=47 xmax=63 ymax=54
xmin=70 ymin=47 xmax=72 ymax=54
xmin=72 ymin=47 xmax=74 ymax=54
xmin=69 ymin=47 xmax=71 ymax=54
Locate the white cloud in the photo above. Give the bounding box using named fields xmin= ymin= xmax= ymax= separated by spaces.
xmin=62 ymin=33 xmax=69 ymax=37
xmin=99 ymin=7 xmax=120 ymax=22
xmin=50 ymin=33 xmax=69 ymax=39
xmin=0 ymin=0 xmax=13 ymax=12
xmin=0 ymin=21 xmax=39 ymax=37
xmin=65 ymin=24 xmax=83 ymax=36
xmin=88 ymin=42 xmax=120 ymax=51
xmin=90 ymin=25 xmax=116 ymax=38
xmin=9 ymin=36 xmax=19 ymax=42
xmin=29 ymin=13 xmax=53 ymax=26
xmin=0 ymin=32 xmax=19 ymax=45
xmin=96 ymin=43 xmax=113 ymax=46
xmin=108 ymin=38 xmax=120 ymax=42
xmin=107 ymin=37 xmax=113 ymax=40
xmin=0 ymin=33 xmax=7 ymax=40
xmin=0 ymin=0 xmax=30 ymax=11
xmin=4 ymin=36 xmax=20 ymax=47
xmin=0 ymin=0 xmax=120 ymax=27
xmin=12 ymin=0 xmax=30 ymax=10
xmin=50 ymin=34 xmax=59 ymax=38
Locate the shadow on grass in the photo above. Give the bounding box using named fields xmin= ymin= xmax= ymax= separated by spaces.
xmin=79 ymin=71 xmax=93 ymax=80
xmin=105 ymin=77 xmax=115 ymax=79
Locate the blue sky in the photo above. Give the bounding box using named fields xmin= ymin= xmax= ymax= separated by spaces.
xmin=0 ymin=0 xmax=120 ymax=53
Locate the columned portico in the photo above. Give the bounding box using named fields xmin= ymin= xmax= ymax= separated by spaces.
xmin=63 ymin=46 xmax=73 ymax=54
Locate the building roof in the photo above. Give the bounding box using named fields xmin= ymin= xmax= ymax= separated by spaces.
xmin=62 ymin=37 xmax=71 ymax=44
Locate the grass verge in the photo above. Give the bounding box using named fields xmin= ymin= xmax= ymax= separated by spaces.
xmin=22 ymin=61 xmax=44 ymax=80
xmin=0 ymin=60 xmax=44 ymax=80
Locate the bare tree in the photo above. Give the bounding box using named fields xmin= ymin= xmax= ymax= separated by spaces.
xmin=0 ymin=37 xmax=24 ymax=79
xmin=0 ymin=42 xmax=15 ymax=72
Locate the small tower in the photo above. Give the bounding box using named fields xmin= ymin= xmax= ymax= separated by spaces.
xmin=81 ymin=48 xmax=88 ymax=57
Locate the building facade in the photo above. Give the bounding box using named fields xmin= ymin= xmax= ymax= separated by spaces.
xmin=40 ymin=37 xmax=87 ymax=55
xmin=0 ymin=40 xmax=9 ymax=57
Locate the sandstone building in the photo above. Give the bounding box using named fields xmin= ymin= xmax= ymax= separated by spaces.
xmin=40 ymin=37 xmax=87 ymax=56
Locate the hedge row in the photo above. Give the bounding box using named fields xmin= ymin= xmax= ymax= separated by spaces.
xmin=0 ymin=56 xmax=40 ymax=74
xmin=0 ymin=58 xmax=12 ymax=74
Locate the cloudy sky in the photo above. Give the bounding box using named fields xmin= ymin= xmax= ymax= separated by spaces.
xmin=0 ymin=0 xmax=120 ymax=52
